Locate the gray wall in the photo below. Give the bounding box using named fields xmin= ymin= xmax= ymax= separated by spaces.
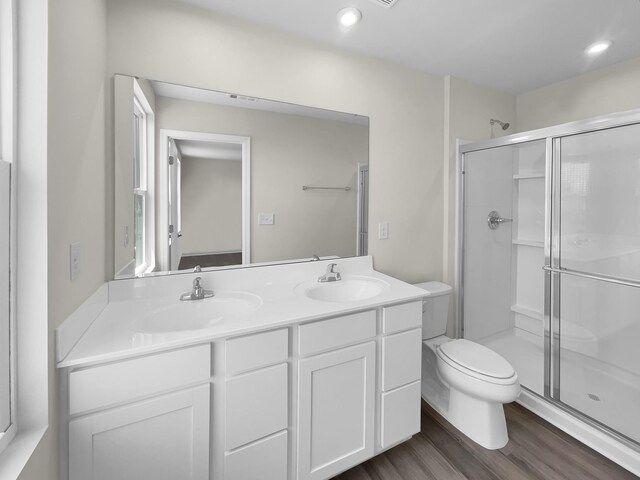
xmin=180 ymin=156 xmax=242 ymax=255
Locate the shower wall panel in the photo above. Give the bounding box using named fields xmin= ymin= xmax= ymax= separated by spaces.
xmin=462 ymin=147 xmax=513 ymax=341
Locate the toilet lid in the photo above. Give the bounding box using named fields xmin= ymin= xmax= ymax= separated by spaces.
xmin=437 ymin=339 xmax=515 ymax=379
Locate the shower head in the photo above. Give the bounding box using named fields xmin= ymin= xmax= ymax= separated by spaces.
xmin=490 ymin=118 xmax=510 ymax=130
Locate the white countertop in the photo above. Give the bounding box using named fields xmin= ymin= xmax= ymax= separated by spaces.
xmin=57 ymin=257 xmax=428 ymax=368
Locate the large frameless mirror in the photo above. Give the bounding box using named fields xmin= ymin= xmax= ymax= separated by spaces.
xmin=114 ymin=76 xmax=369 ymax=279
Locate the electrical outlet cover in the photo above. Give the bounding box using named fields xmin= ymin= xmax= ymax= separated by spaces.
xmin=378 ymin=222 xmax=389 ymax=240
xmin=70 ymin=242 xmax=82 ymax=280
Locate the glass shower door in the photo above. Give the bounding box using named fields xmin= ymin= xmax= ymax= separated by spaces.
xmin=552 ymin=123 xmax=640 ymax=444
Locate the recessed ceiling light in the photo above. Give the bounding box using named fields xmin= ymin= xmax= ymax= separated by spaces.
xmin=337 ymin=7 xmax=362 ymax=27
xmin=586 ymin=41 xmax=612 ymax=55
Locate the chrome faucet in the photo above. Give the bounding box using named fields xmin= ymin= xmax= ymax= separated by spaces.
xmin=318 ymin=263 xmax=341 ymax=283
xmin=311 ymin=254 xmax=320 ymax=261
xmin=180 ymin=276 xmax=215 ymax=301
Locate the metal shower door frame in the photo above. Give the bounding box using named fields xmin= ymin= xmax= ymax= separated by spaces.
xmin=457 ymin=108 xmax=640 ymax=451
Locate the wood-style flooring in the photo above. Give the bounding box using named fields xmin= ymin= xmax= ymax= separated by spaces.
xmin=178 ymin=252 xmax=243 ymax=270
xmin=334 ymin=401 xmax=638 ymax=480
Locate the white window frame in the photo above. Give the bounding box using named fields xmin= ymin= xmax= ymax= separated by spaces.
xmin=132 ymin=80 xmax=155 ymax=276
xmin=0 ymin=0 xmax=48 ymax=473
xmin=0 ymin=0 xmax=17 ymax=456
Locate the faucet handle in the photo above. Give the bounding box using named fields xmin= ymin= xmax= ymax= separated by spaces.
xmin=193 ymin=265 xmax=202 ymax=273
xmin=317 ymin=263 xmax=341 ymax=282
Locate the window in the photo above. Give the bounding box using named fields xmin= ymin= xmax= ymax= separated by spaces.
xmin=133 ymin=98 xmax=147 ymax=274
xmin=0 ymin=161 xmax=13 ymax=454
xmin=0 ymin=0 xmax=16 ymax=454
xmin=132 ymin=81 xmax=155 ymax=275
xmin=0 ymin=0 xmax=48 ymax=470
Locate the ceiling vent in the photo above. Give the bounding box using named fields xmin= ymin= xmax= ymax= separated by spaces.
xmin=368 ymin=0 xmax=399 ymax=8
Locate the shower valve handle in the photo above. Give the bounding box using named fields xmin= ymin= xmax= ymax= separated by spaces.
xmin=487 ymin=210 xmax=512 ymax=230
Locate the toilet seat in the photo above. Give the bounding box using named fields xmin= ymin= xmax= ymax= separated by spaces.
xmin=437 ymin=339 xmax=517 ymax=385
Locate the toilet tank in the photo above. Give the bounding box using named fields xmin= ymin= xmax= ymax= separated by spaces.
xmin=414 ymin=281 xmax=453 ymax=340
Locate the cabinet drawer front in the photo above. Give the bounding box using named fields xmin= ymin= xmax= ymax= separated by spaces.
xmin=226 ymin=328 xmax=289 ymax=376
xmin=382 ymin=328 xmax=422 ymax=391
xmin=225 ymin=431 xmax=288 ymax=480
xmin=299 ymin=310 xmax=376 ymax=356
xmin=226 ymin=363 xmax=288 ymax=450
xmin=69 ymin=344 xmax=211 ymax=415
xmin=69 ymin=384 xmax=210 ymax=480
xmin=380 ymin=381 xmax=421 ymax=449
xmin=382 ymin=301 xmax=422 ymax=334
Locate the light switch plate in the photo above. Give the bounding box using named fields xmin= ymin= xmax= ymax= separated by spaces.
xmin=258 ymin=213 xmax=275 ymax=225
xmin=70 ymin=242 xmax=82 ymax=280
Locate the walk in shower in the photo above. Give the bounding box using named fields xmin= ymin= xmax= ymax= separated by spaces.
xmin=458 ymin=111 xmax=640 ymax=467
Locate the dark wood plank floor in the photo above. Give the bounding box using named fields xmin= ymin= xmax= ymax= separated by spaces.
xmin=334 ymin=401 xmax=638 ymax=480
xmin=178 ymin=252 xmax=242 ymax=270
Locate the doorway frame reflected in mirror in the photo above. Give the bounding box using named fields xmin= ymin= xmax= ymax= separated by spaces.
xmin=158 ymin=130 xmax=251 ymax=272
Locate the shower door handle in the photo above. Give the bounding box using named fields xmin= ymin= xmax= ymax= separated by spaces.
xmin=487 ymin=210 xmax=512 ymax=230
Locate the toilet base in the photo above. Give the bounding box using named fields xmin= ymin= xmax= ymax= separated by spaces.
xmin=422 ymin=338 xmax=517 ymax=450
xmin=447 ymin=389 xmax=509 ymax=450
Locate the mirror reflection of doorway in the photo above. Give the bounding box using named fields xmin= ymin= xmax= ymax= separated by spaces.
xmin=162 ymin=131 xmax=251 ymax=271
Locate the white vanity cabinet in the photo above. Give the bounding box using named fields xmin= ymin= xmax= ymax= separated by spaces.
xmin=67 ymin=345 xmax=212 ymax=480
xmin=297 ymin=311 xmax=377 ymax=480
xmin=61 ymin=279 xmax=425 ymax=480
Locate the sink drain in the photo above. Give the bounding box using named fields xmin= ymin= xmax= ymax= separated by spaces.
xmin=587 ymin=393 xmax=601 ymax=402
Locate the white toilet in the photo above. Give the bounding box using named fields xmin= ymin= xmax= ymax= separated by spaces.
xmin=416 ymin=281 xmax=520 ymax=450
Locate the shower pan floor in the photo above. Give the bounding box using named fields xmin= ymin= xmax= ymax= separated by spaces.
xmin=480 ymin=327 xmax=544 ymax=395
xmin=479 ymin=327 xmax=640 ymax=446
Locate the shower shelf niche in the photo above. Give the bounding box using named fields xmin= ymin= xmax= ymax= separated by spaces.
xmin=510 ymin=140 xmax=546 ymax=363
xmin=512 ymin=239 xmax=543 ymax=248
xmin=510 ymin=304 xmax=542 ymax=320
xmin=513 ymin=173 xmax=545 ymax=180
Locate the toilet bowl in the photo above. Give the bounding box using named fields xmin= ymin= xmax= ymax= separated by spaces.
xmin=416 ymin=282 xmax=520 ymax=449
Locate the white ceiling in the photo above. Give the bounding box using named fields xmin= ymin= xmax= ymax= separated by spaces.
xmin=175 ymin=0 xmax=640 ymax=94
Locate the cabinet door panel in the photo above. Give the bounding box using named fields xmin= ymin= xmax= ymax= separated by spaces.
xmin=298 ymin=342 xmax=375 ymax=480
xmin=69 ymin=384 xmax=209 ymax=480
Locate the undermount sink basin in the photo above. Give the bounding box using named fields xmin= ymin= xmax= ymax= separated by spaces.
xmin=297 ymin=276 xmax=390 ymax=303
xmin=133 ymin=291 xmax=262 ymax=334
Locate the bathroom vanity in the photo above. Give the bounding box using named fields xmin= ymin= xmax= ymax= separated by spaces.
xmin=56 ymin=257 xmax=426 ymax=480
